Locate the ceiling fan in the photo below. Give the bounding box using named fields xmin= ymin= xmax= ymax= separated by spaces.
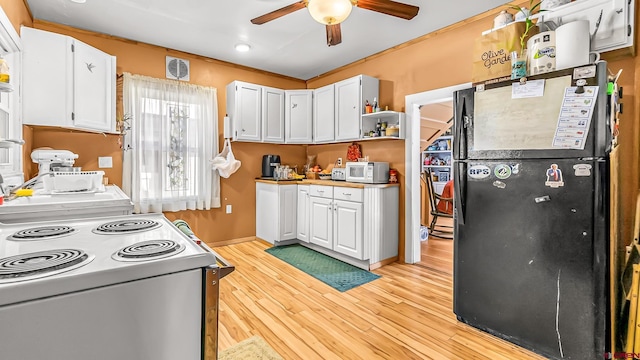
xmin=250 ymin=0 xmax=420 ymax=47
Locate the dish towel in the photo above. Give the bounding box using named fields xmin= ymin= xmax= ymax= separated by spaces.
xmin=210 ymin=139 xmax=241 ymax=178
xmin=173 ymin=219 xmax=194 ymax=238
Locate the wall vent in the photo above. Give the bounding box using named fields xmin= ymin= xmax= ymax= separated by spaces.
xmin=166 ymin=56 xmax=190 ymax=81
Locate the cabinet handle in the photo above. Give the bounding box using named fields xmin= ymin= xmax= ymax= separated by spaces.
xmin=353 ymin=106 xmax=356 ymax=109
xmin=343 ymin=192 xmax=351 ymax=196
xmin=292 ymin=103 xmax=298 ymax=109
xmin=317 ymin=190 xmax=324 ymax=193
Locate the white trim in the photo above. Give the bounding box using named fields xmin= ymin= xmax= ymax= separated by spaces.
xmin=404 ymin=83 xmax=470 ymax=264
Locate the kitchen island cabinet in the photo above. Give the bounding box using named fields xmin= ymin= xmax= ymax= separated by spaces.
xmin=256 ymin=179 xmax=398 ymax=270
xmin=22 ymin=27 xmax=116 ymax=133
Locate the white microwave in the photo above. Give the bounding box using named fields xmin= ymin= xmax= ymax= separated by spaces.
xmin=345 ymin=162 xmax=389 ymax=184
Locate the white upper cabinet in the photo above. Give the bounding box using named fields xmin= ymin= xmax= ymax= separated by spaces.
xmin=227 ymin=81 xmax=262 ymax=142
xmin=285 ymin=90 xmax=313 ymax=144
xmin=262 ymin=86 xmax=285 ymax=143
xmin=22 ymin=27 xmax=116 ymax=133
xmin=539 ymin=0 xmax=634 ymax=53
xmin=0 ymin=8 xmax=22 ymax=180
xmin=313 ymin=83 xmax=335 ymax=143
xmin=334 ymin=75 xmax=379 ymax=141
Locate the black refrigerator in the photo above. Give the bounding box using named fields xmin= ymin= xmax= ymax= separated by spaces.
xmin=453 ymin=62 xmax=610 ymax=360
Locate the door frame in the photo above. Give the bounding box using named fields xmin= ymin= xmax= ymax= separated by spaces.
xmin=404 ymin=83 xmax=470 ymax=264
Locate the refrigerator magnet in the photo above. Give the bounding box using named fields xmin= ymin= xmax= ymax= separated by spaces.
xmin=545 ymin=164 xmax=565 ymax=188
xmin=494 ymin=164 xmax=512 ymax=180
xmin=492 ymin=180 xmax=506 ymax=189
xmin=573 ymin=164 xmax=592 ymax=177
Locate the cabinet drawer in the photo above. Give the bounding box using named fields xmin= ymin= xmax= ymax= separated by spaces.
xmin=333 ymin=188 xmax=363 ymax=202
xmin=309 ymin=185 xmax=333 ymax=199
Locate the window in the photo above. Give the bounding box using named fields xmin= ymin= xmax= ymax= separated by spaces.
xmin=122 ymin=73 xmax=220 ymax=213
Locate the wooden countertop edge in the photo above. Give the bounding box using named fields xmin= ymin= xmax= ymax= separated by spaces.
xmin=255 ymin=179 xmax=400 ymax=188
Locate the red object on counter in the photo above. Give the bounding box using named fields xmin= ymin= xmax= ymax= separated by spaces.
xmin=389 ymin=169 xmax=398 ymax=183
xmin=0 ymin=196 xmax=3 ymax=205
xmin=346 ymin=142 xmax=362 ymax=161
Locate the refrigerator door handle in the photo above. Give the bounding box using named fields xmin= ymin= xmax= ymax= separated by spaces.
xmin=454 ymin=162 xmax=466 ymax=225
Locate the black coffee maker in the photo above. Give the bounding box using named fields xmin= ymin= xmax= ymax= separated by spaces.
xmin=262 ymin=154 xmax=281 ymax=178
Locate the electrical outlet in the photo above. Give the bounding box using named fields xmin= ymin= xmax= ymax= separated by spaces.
xmin=337 ymin=158 xmax=343 ymax=167
xmin=226 ymin=205 xmax=232 ymax=214
xmin=98 ymin=156 xmax=113 ymax=168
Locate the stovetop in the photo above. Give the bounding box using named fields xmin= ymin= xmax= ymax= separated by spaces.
xmin=0 ymin=213 xmax=216 ymax=307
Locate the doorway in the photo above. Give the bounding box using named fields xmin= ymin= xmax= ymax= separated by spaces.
xmin=404 ymin=83 xmax=470 ymax=267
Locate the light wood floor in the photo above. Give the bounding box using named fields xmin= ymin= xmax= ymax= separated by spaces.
xmin=214 ymin=241 xmax=545 ymax=360
xmin=419 ymin=217 xmax=454 ymax=275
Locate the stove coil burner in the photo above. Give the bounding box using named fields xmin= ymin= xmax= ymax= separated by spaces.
xmin=112 ymin=240 xmax=185 ymax=262
xmin=7 ymin=226 xmax=76 ymax=241
xmin=0 ymin=249 xmax=94 ymax=283
xmin=93 ymin=219 xmax=161 ymax=234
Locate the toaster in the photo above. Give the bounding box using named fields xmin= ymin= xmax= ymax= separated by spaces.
xmin=331 ymin=167 xmax=347 ymax=181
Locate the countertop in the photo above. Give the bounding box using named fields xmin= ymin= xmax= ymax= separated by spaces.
xmin=255 ymin=178 xmax=399 ymax=188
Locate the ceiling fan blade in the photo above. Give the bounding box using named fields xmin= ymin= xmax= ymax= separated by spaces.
xmin=356 ymin=0 xmax=419 ymax=20
xmin=326 ymin=24 xmax=342 ymax=46
xmin=251 ymin=1 xmax=307 ymax=25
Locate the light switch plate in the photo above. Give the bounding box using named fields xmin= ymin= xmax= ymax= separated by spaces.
xmin=98 ymin=156 xmax=113 ymax=168
xmin=226 ymin=205 xmax=232 ymax=214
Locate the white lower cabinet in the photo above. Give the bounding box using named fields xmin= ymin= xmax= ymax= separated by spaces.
xmin=256 ymin=182 xmax=297 ymax=244
xmin=309 ymin=196 xmax=333 ymax=248
xmin=259 ymin=181 xmax=398 ymax=269
xmin=333 ymin=199 xmax=363 ymax=259
xmin=296 ymin=185 xmax=310 ymax=243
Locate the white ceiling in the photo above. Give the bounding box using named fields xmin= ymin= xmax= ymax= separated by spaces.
xmin=25 ymin=0 xmax=509 ymax=80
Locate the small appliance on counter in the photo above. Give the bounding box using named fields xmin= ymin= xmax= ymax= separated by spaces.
xmin=331 ymin=167 xmax=347 ymax=181
xmin=261 ymin=154 xmax=281 ymax=178
xmin=345 ymin=161 xmax=389 ymax=184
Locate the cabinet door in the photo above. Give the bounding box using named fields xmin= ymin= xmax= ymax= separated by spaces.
xmin=297 ymin=185 xmax=310 ymax=243
xmin=256 ymin=182 xmax=278 ymax=244
xmin=0 ymin=51 xmax=22 ymax=177
xmin=73 ymin=39 xmax=115 ymax=132
xmin=262 ymin=87 xmax=284 ymax=143
xmin=285 ymin=90 xmax=313 ymax=144
xmin=309 ymin=196 xmax=333 ymax=249
xmin=22 ymin=27 xmax=73 ymax=127
xmin=279 ymin=185 xmax=297 ymax=240
xmin=235 ymin=82 xmax=261 ymax=141
xmin=313 ymin=84 xmax=334 ymax=143
xmin=333 ymin=199 xmax=364 ymax=259
xmin=334 ymin=77 xmax=361 ymax=141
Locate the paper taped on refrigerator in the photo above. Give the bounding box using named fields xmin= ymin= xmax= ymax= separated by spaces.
xmin=473 ymin=75 xmax=572 ymax=151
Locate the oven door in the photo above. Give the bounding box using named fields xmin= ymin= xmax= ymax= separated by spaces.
xmin=200 ymin=243 xmax=235 ymax=360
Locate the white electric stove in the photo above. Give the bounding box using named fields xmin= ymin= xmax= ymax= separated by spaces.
xmin=0 ymin=213 xmax=228 ymax=360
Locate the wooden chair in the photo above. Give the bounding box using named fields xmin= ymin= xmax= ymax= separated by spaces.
xmin=423 ymin=170 xmax=453 ymax=239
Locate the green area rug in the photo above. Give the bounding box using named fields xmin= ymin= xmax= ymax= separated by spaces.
xmin=265 ymin=244 xmax=380 ymax=292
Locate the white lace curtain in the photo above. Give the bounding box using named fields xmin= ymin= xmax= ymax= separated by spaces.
xmin=122 ymin=73 xmax=220 ymax=213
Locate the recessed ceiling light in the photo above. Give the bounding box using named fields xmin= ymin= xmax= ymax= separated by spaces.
xmin=69 ymin=0 xmax=87 ymax=3
xmin=234 ymin=44 xmax=251 ymax=52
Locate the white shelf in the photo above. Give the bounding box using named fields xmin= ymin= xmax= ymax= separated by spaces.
xmin=361 ymin=135 xmax=403 ymax=141
xmin=0 ymin=81 xmax=13 ymax=92
xmin=361 ymin=111 xmax=405 ymax=140
xmin=423 ymin=165 xmax=451 ymax=169
xmin=423 ymin=150 xmax=450 ymax=153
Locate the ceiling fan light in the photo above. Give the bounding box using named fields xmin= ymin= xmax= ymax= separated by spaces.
xmin=307 ymin=0 xmax=352 ymax=25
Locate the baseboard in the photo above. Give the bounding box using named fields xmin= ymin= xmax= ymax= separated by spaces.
xmin=210 ymin=236 xmax=257 ymax=247
xmin=369 ymin=256 xmax=398 ymax=270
